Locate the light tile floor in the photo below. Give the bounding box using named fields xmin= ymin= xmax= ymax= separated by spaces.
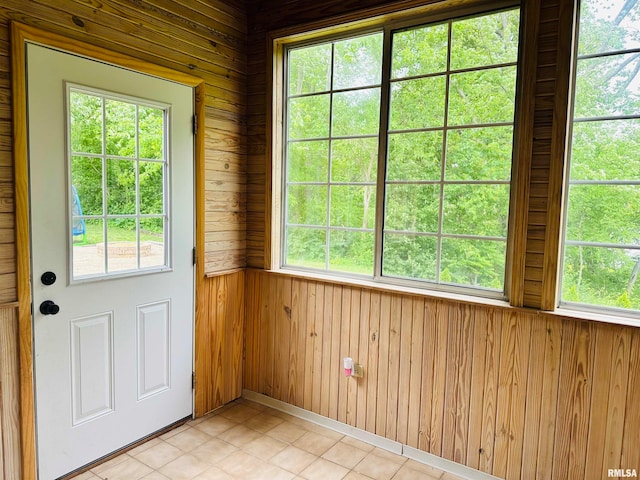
xmin=70 ymin=399 xmax=465 ymax=480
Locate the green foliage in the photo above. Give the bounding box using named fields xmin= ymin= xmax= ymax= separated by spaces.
xmin=560 ymin=0 xmax=640 ymax=311
xmin=285 ymin=9 xmax=521 ymax=288
xmin=69 ymin=91 xmax=166 ymax=239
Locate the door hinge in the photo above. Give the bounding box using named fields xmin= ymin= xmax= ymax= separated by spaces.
xmin=192 ymin=247 xmax=197 ymax=266
xmin=192 ymin=114 xmax=197 ymax=135
xmin=192 ymin=372 xmax=196 ymax=389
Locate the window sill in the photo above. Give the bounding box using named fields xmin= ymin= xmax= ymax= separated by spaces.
xmin=260 ymin=267 xmax=512 ymax=310
xmin=553 ymin=306 xmax=640 ymax=329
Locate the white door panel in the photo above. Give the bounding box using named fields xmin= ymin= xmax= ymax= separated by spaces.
xmin=27 ymin=44 xmax=194 ymax=479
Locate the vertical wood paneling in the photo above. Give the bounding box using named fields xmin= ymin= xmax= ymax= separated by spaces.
xmin=621 ymin=328 xmax=640 ymax=470
xmin=385 ymin=294 xmax=401 ymax=439
xmin=355 ymin=290 xmax=370 ymax=430
xmin=430 ymin=301 xmax=448 ymax=457
xmin=479 ymin=308 xmax=501 ymax=474
xmin=396 ymin=296 xmax=413 ymax=445
xmin=365 ymin=290 xmax=379 ymax=433
xmin=535 ymin=316 xmax=561 ymax=478
xmin=602 ymin=328 xmax=630 ymax=473
xmin=466 ymin=307 xmax=488 ymax=470
xmin=584 ymin=325 xmax=614 ymax=478
xmin=505 ymin=312 xmax=531 ymax=480
xmin=346 ymin=288 xmax=359 ymax=426
xmin=294 ymin=279 xmax=308 ymax=407
xmin=329 ymin=285 xmax=342 ymax=420
xmin=375 ymin=292 xmax=390 ymax=436
xmin=0 ymin=307 xmax=20 ymax=479
xmin=195 ymin=271 xmax=245 ymax=416
xmin=442 ymin=305 xmax=460 ymax=462
xmin=303 ymin=281 xmax=316 ymax=411
xmin=418 ymin=299 xmax=435 ymax=452
xmin=288 ymin=278 xmax=301 ymax=405
xmin=243 ymin=271 xmax=640 ymax=480
xmin=320 ymin=284 xmax=334 ymax=417
xmin=312 ymin=283 xmax=324 ymax=414
xmin=406 ymin=297 xmax=424 ymax=449
xmin=338 ymin=287 xmax=351 ymax=423
xmin=454 ymin=305 xmax=474 ymax=465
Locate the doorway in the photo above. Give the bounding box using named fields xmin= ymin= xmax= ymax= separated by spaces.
xmin=27 ymin=43 xmax=195 ymax=479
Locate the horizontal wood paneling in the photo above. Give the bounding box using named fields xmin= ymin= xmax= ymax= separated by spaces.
xmin=0 ymin=0 xmax=247 ymax=289
xmin=244 ymin=270 xmax=640 ymax=480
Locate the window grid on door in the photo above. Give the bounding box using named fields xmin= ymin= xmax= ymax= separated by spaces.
xmin=67 ymin=86 xmax=169 ymax=280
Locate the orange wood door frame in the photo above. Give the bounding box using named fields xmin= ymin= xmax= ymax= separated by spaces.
xmin=11 ymin=22 xmax=206 ymax=480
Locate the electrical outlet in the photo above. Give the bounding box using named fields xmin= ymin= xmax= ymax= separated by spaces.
xmin=352 ymin=363 xmax=364 ymax=378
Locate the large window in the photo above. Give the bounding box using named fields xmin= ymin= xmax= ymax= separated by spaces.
xmin=561 ymin=0 xmax=640 ymax=313
xmin=281 ymin=7 xmax=521 ymax=297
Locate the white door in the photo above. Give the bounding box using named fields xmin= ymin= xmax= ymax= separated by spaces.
xmin=27 ymin=44 xmax=195 ymax=479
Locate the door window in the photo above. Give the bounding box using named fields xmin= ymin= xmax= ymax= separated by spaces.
xmin=68 ymin=86 xmax=169 ymax=280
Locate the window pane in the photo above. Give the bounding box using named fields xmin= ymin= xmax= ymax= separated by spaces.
xmin=289 ymin=44 xmax=332 ymax=95
xmin=389 ymin=76 xmax=446 ymax=130
xmin=71 ymin=156 xmax=103 ymax=215
xmin=329 ymin=230 xmax=374 ymax=274
xmin=570 ymin=120 xmax=640 ymax=181
xmin=450 ymin=10 xmax=520 ymax=70
xmin=562 ymin=0 xmax=640 ymax=313
xmin=332 ymin=88 xmax=381 ymax=136
xmin=139 ymin=106 xmax=164 ymax=160
xmin=106 ymin=218 xmax=138 ymax=272
xmin=70 ymin=92 xmax=103 ymax=154
xmin=577 ymin=0 xmax=640 ymax=56
xmin=105 ymin=99 xmax=136 ymax=157
xmin=282 ymin=7 xmax=519 ymax=293
xmin=333 ymin=33 xmax=383 ymax=89
xmin=448 ymin=66 xmax=517 ymax=125
xmin=330 ymin=186 xmax=376 ymax=229
xmin=562 ymin=245 xmax=640 ymax=310
xmin=140 ymin=218 xmax=165 ymax=269
xmin=287 ymin=185 xmax=327 ymax=226
xmin=382 ymin=233 xmax=437 ymax=280
xmin=107 ymin=159 xmax=136 ymax=215
xmin=387 ymin=131 xmax=443 ymax=181
xmin=331 ymin=138 xmax=378 ymax=182
xmin=565 ymin=185 xmax=640 ymax=245
xmin=440 ymin=238 xmax=506 ymax=290
xmin=443 ymin=184 xmax=509 ymax=237
xmin=574 ymin=54 xmax=640 ymax=119
xmin=288 ymin=141 xmax=329 ymax=182
xmin=392 ymin=23 xmax=448 ymax=79
xmin=384 ymin=184 xmax=439 ymax=232
xmin=288 ymin=94 xmax=330 ymax=139
xmin=285 ymin=227 xmax=326 ymax=268
xmin=73 ymin=219 xmax=105 ymax=277
xmin=139 ymin=161 xmax=164 ymax=215
xmin=446 ymin=126 xmax=513 ymax=181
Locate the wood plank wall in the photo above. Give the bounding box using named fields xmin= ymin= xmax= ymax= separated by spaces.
xmin=0 ymin=1 xmax=249 ymax=477
xmin=0 ymin=307 xmax=20 ymax=480
xmin=244 ymin=270 xmax=640 ymax=480
xmin=195 ymin=270 xmax=245 ymax=416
